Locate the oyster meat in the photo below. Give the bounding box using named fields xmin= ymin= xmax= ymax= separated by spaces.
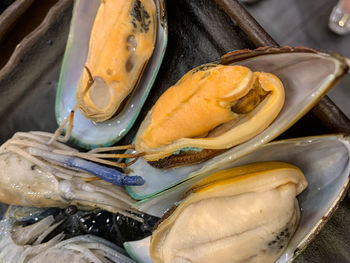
xmin=76 ymin=0 xmax=157 ymax=122
xmin=149 ymin=162 xmax=307 ymax=263
xmin=135 ymin=64 xmax=285 ymax=166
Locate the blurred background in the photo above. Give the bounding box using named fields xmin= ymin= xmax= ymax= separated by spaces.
xmin=245 ymin=0 xmax=350 ymax=117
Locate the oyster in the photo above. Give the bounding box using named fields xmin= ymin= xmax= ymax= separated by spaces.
xmin=124 ymin=135 xmax=350 ymax=263
xmin=126 ymin=47 xmax=349 ymax=200
xmin=56 ymin=0 xmax=167 ymax=148
xmin=150 ymin=162 xmax=307 ymax=263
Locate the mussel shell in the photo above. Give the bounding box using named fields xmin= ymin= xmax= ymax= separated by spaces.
xmin=124 ymin=134 xmax=350 ymax=263
xmin=3 ymin=205 xmax=157 ymax=248
xmin=55 ymin=0 xmax=167 ymax=149
xmin=126 ymin=47 xmax=349 ymax=200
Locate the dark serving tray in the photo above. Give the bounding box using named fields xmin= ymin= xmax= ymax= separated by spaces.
xmin=0 ymin=0 xmax=349 ymax=262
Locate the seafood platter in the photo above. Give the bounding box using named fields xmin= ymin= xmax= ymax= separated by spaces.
xmin=0 ymin=0 xmax=349 ymax=262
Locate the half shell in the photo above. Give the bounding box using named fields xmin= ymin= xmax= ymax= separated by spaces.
xmin=126 ymin=47 xmax=349 ymax=200
xmin=76 ymin=0 xmax=157 ymax=122
xmin=135 ymin=64 xmax=285 ymax=162
xmin=55 ymin=0 xmax=167 ymax=148
xmin=124 ymin=134 xmax=350 ymax=263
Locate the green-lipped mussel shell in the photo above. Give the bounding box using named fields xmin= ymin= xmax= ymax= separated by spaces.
xmin=55 ymin=0 xmax=167 ymax=149
xmin=124 ymin=134 xmax=350 ymax=263
xmin=126 ymin=47 xmax=349 ymax=200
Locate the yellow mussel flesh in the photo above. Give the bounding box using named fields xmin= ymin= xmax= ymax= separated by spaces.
xmin=135 ymin=64 xmax=285 ymax=167
xmin=76 ymin=0 xmax=157 ymax=122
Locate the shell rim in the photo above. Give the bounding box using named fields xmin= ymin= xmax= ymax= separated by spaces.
xmin=134 ymin=134 xmax=348 ymax=206
xmin=289 ymin=136 xmax=350 ymax=262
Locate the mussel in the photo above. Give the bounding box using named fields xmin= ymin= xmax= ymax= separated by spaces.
xmin=124 ymin=135 xmax=350 ymax=263
xmin=56 ymin=0 xmax=167 ymax=148
xmin=126 ymin=47 xmax=349 ymax=200
xmin=150 ymin=162 xmax=307 ymax=263
xmin=77 ymin=0 xmax=157 ymax=122
xmin=135 ymin=64 xmax=285 ymax=163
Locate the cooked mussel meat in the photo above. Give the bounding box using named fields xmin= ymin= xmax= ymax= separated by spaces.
xmin=76 ymin=0 xmax=157 ymax=122
xmin=135 ymin=64 xmax=285 ymax=167
xmin=150 ymin=162 xmax=307 ymax=263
